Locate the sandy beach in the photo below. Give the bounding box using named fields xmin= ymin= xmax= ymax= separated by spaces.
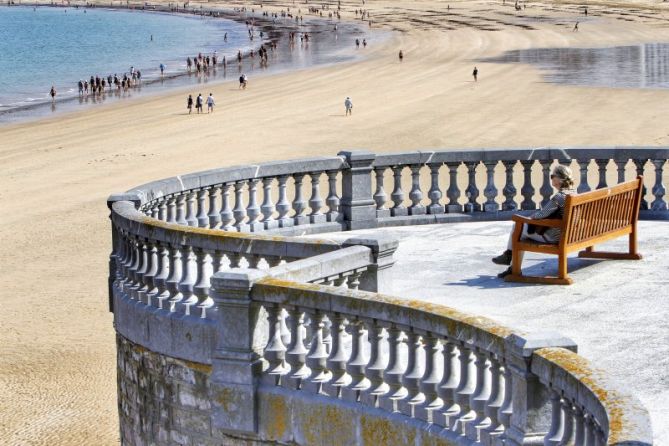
xmin=1 ymin=0 xmax=669 ymax=444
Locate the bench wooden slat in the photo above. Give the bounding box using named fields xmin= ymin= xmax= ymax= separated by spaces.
xmin=505 ymin=176 xmax=643 ymax=285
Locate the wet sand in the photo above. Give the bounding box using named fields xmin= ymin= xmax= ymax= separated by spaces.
xmin=2 ymin=0 xmax=669 ymax=444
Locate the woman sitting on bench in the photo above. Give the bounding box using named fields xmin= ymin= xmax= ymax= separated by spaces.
xmin=493 ymin=164 xmax=575 ymax=278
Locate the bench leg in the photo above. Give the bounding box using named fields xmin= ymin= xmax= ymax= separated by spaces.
xmin=577 ymin=235 xmax=643 ymax=260
xmin=505 ymin=251 xmax=574 ymax=285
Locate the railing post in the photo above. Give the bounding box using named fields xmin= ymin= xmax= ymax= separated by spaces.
xmin=343 ymin=235 xmax=399 ymax=293
xmin=338 ymin=151 xmax=378 ymax=230
xmin=209 ymin=269 xmax=268 ymax=436
xmin=107 ymin=193 xmax=142 ymax=312
xmin=503 ymin=333 xmax=577 ymax=446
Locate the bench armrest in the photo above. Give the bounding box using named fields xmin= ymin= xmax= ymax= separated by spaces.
xmin=511 ymin=215 xmax=562 ymax=228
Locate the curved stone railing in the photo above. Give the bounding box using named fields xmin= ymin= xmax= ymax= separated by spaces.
xmin=108 ymin=146 xmax=662 ymax=445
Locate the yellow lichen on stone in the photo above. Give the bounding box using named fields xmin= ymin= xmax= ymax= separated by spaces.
xmin=360 ymin=413 xmax=415 ymax=445
xmin=263 ymin=393 xmax=289 ymax=440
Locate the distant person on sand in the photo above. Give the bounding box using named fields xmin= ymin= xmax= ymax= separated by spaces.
xmin=196 ymin=93 xmax=203 ymax=113
xmin=239 ymin=74 xmax=248 ymax=89
xmin=50 ymin=86 xmax=56 ymax=102
xmin=573 ymin=21 xmax=579 ymax=31
xmin=584 ymin=7 xmax=588 ymax=16
xmin=187 ymin=94 xmax=194 ymax=114
xmin=344 ymin=96 xmax=353 ymax=115
xmin=160 ymin=63 xmax=165 ymax=76
xmin=399 ymin=50 xmax=404 ymax=61
xmin=472 ymin=66 xmax=478 ymax=81
xmin=355 ymin=38 xmax=360 ymax=49
xmin=207 ymin=93 xmax=215 ymax=113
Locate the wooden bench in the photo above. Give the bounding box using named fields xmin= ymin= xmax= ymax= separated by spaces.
xmin=505 ymin=176 xmax=644 ymax=285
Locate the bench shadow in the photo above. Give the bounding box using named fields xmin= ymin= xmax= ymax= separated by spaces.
xmin=444 ymin=257 xmax=604 ymax=289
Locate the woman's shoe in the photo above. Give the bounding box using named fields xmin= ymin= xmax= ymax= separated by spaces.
xmin=497 ymin=267 xmax=513 ymax=278
xmin=492 ymin=250 xmax=512 ymax=265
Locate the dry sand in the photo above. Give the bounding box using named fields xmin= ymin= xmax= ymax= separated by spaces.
xmin=1 ymin=0 xmax=669 ymax=444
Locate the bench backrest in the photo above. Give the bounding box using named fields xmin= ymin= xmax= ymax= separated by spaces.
xmin=562 ymin=176 xmax=643 ymax=246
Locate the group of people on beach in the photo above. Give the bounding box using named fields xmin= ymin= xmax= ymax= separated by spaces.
xmin=186 ymin=93 xmax=215 ymax=114
xmin=77 ymin=71 xmax=141 ymax=97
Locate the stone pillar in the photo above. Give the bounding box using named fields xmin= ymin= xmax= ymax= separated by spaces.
xmin=209 ymin=269 xmax=268 ymax=436
xmin=503 ymin=332 xmax=577 ymax=446
xmin=338 ymin=151 xmax=378 ymax=230
xmin=343 ymin=235 xmax=398 ymax=293
xmin=107 ymin=193 xmax=142 ymax=312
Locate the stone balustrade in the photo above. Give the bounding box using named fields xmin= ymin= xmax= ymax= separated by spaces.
xmin=108 ymin=147 xmax=661 ymax=445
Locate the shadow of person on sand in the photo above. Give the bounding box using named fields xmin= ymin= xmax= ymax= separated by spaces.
xmin=444 ymin=257 xmax=603 ymax=289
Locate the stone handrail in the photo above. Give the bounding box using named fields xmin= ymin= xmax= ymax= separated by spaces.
xmin=129 ymin=147 xmax=667 ymax=236
xmin=207 ymin=271 xmax=652 ymax=445
xmin=108 ymin=147 xmax=661 ymax=445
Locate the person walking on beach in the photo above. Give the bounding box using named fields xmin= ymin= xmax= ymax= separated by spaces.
xmin=355 ymin=38 xmax=360 ymax=49
xmin=160 ymin=63 xmax=166 ymax=76
xmin=573 ymin=21 xmax=579 ymax=31
xmin=50 ymin=86 xmax=56 ymax=102
xmin=239 ymin=74 xmax=248 ymax=89
xmin=195 ymin=93 xmax=203 ymax=113
xmin=472 ymin=66 xmax=478 ymax=81
xmin=187 ymin=94 xmax=194 ymax=114
xmin=344 ymin=96 xmax=353 ymax=116
xmin=78 ymin=80 xmax=84 ymax=95
xmin=399 ymin=50 xmax=404 ymax=61
xmin=207 ymin=93 xmax=215 ymax=113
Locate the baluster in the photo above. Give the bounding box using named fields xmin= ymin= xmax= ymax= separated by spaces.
xmin=150 ymin=206 xmax=159 ymax=219
xmin=520 ymin=160 xmax=536 ymax=210
xmin=139 ymin=242 xmax=159 ymax=305
xmin=497 ymin=361 xmax=513 ymax=435
xmin=466 ymin=349 xmax=492 ymax=442
xmin=264 ymin=305 xmax=289 ymax=386
xmin=561 ymin=398 xmax=574 ymax=445
xmin=651 ymin=159 xmax=667 ymax=210
xmin=246 ymin=178 xmax=263 ymax=231
xmin=292 ymin=173 xmax=309 ymax=225
xmin=119 ymin=236 xmax=136 ymax=291
xmin=285 ymin=307 xmax=310 ymax=390
xmin=379 ymin=326 xmax=408 ymax=412
xmin=445 ymin=161 xmax=462 ymax=213
xmin=342 ymin=318 xmax=370 ymax=402
xmin=157 ymin=199 xmax=167 ymax=221
xmin=211 ymin=250 xmax=225 ymax=273
xmin=130 ymin=239 xmax=148 ymax=300
xmin=390 ymin=165 xmax=407 ymax=216
xmin=228 ymin=252 xmax=242 ymax=269
xmin=427 ymin=163 xmax=444 ymax=214
xmin=573 ymin=406 xmax=585 ymax=446
xmin=276 ymin=175 xmax=293 ymax=227
xmin=177 ymin=246 xmax=197 ymax=314
xmin=408 ymin=164 xmax=426 ymax=215
xmin=247 ymin=254 xmax=261 ymax=269
xmin=196 ymin=188 xmax=209 ymax=227
xmin=544 ymin=389 xmax=563 ymax=445
xmin=165 ymin=246 xmax=183 ymax=311
xmin=373 ymin=167 xmax=390 ymax=218
xmin=480 ymin=356 xmax=505 ymax=444
xmin=219 ymin=183 xmax=234 ymax=230
xmin=452 ymin=343 xmax=476 ymax=434
xmin=399 ymin=330 xmax=425 ymax=417
xmin=595 ymin=159 xmax=609 ymax=190
xmin=360 ymin=322 xmax=388 ymax=407
xmin=185 ymin=191 xmax=198 ymax=227
xmin=192 ymin=248 xmax=212 ymax=318
xmin=166 ymin=196 xmax=177 ymax=223
xmin=324 ymin=314 xmax=350 ymax=398
xmin=307 ymin=171 xmax=326 ymax=223
xmin=502 ymin=160 xmax=518 ymax=211
xmin=633 ymin=159 xmax=648 ymax=210
xmin=415 ymin=334 xmax=443 ymax=423
xmin=438 ymin=341 xmax=460 ymax=427
xmin=114 ymin=232 xmax=128 ymax=286
xmin=233 ymin=181 xmax=247 ymax=231
xmin=584 ymin=414 xmax=595 ymax=446
xmin=175 ymin=194 xmax=187 ymax=225
xmin=347 ymin=270 xmax=362 ymax=290
xmin=464 ymin=161 xmax=482 ymax=212
xmin=615 ymin=159 xmax=627 ymax=184
xmin=483 ymin=161 xmax=499 ymax=212
xmin=578 ymin=159 xmax=591 ymax=193
xmin=325 ymin=171 xmax=341 ymax=222
xmin=150 ymin=242 xmax=169 ymax=308
xmin=260 ymin=177 xmax=278 ymax=230
xmin=304 ymin=310 xmax=331 ymax=393
xmin=540 ymin=160 xmax=554 ymax=207
xmin=207 ymin=185 xmax=222 ymax=228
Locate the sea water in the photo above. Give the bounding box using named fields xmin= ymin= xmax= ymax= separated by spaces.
xmin=484 ymin=43 xmax=669 ymax=89
xmin=0 ymin=6 xmax=248 ymax=115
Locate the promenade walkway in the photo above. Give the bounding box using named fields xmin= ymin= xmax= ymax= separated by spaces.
xmin=308 ymin=220 xmax=669 ymax=442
